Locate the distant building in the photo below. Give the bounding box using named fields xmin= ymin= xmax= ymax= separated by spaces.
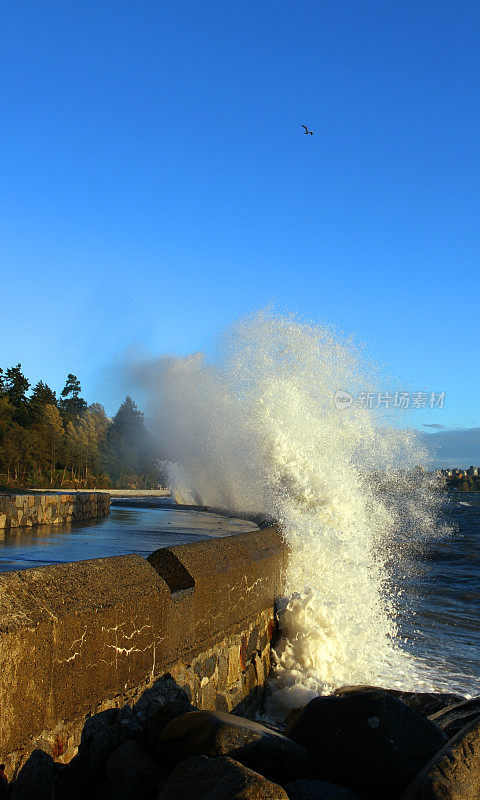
xmin=440 ymin=467 xmax=480 ymax=479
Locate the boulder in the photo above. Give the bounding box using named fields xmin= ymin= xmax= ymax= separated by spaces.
xmin=142 ymin=679 xmax=196 ymax=754
xmin=287 ymin=689 xmax=447 ymax=799
xmin=158 ymin=755 xmax=289 ymax=800
xmin=285 ymin=779 xmax=362 ymax=799
xmin=78 ymin=706 xmax=143 ymax=777
xmin=399 ymin=716 xmax=480 ymax=799
xmin=157 ymin=710 xmax=315 ymax=785
xmin=10 ymin=749 xmax=54 ymax=800
xmin=97 ymin=738 xmax=165 ymax=800
xmin=284 ymin=706 xmax=304 ymax=731
xmin=0 ymin=767 xmax=8 ymax=800
xmin=334 ymin=685 xmax=464 ymax=717
xmin=135 ymin=674 xmax=195 ymax=728
xmin=429 ymin=696 xmax=480 ymax=739
xmin=54 ymin=755 xmax=93 ymax=800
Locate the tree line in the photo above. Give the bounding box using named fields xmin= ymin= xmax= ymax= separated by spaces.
xmin=0 ymin=365 xmax=163 ymax=489
xmin=445 ymin=474 xmax=480 ymax=492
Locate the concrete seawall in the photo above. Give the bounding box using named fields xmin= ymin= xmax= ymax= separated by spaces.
xmin=0 ymin=523 xmax=287 ymax=777
xmin=31 ymin=489 xmax=171 ymax=497
xmin=0 ymin=492 xmax=110 ymax=529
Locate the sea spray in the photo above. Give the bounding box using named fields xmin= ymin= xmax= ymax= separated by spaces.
xmin=132 ymin=311 xmax=447 ymax=712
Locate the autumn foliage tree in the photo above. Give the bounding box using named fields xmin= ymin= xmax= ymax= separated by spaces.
xmin=0 ymin=365 xmax=162 ymax=488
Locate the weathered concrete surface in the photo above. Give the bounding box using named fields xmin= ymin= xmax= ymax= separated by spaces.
xmin=148 ymin=527 xmax=285 ymax=658
xmin=0 ymin=493 xmax=110 ymax=529
xmin=0 ymin=554 xmax=168 ymax=764
xmin=0 ymin=524 xmax=286 ymax=778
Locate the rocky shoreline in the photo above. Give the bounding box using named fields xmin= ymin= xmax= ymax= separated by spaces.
xmin=3 ymin=678 xmax=479 ymax=799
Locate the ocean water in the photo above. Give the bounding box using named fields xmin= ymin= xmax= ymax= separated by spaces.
xmin=0 ymin=504 xmax=257 ymax=572
xmin=392 ymin=491 xmax=480 ymax=697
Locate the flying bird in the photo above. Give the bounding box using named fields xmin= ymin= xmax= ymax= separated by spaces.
xmin=301 ymin=125 xmax=313 ymax=135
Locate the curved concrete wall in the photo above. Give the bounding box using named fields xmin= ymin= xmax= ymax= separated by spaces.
xmin=0 ymin=492 xmax=110 ymax=529
xmin=0 ymin=524 xmax=287 ymax=776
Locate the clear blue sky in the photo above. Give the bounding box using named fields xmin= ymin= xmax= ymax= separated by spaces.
xmin=1 ymin=1 xmax=479 ymax=455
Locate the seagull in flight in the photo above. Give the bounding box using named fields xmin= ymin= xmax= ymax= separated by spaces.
xmin=301 ymin=124 xmax=313 ymax=135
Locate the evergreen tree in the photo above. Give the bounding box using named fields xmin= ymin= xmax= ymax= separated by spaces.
xmin=112 ymin=397 xmax=144 ymax=438
xmin=29 ymin=381 xmax=57 ymax=421
xmin=104 ymin=397 xmax=152 ymax=484
xmin=4 ymin=364 xmax=30 ymax=404
xmin=0 ymin=394 xmax=15 ymax=482
xmin=4 ymin=364 xmax=30 ymax=425
xmin=61 ymin=374 xmax=81 ymax=398
xmin=59 ymin=374 xmax=87 ymax=419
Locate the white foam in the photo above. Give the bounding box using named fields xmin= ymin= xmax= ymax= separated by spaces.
xmin=133 ymin=311 xmax=450 ymax=715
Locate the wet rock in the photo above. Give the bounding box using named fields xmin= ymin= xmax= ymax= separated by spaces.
xmin=144 ymin=697 xmax=196 ymax=752
xmin=54 ymin=754 xmax=93 ymax=800
xmin=157 ymin=709 xmax=315 ymax=784
xmin=142 ymin=678 xmax=196 ymax=755
xmin=399 ymin=716 xmax=480 ymax=799
xmin=78 ymin=706 xmax=143 ymax=778
xmin=135 ymin=674 xmax=195 ymax=728
xmin=284 ymin=705 xmax=304 ymax=731
xmin=429 ymin=696 xmax=480 ymax=739
xmin=285 ymin=779 xmax=362 ymax=799
xmin=334 ymin=685 xmax=464 ymax=717
xmin=10 ymin=749 xmax=54 ymax=800
xmin=158 ymin=755 xmax=289 ymax=800
xmin=0 ymin=766 xmax=8 ymax=800
xmin=97 ymin=738 xmax=165 ymax=800
xmin=287 ymin=689 xmax=447 ymax=799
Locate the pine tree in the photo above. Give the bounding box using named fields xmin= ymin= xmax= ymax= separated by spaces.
xmin=59 ymin=374 xmax=87 ymax=419
xmin=4 ymin=365 xmax=30 ymax=426
xmin=29 ymin=381 xmax=57 ymax=422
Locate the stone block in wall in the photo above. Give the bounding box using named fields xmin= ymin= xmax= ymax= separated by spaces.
xmin=0 ymin=492 xmax=111 ymax=529
xmin=228 ymin=644 xmax=242 ymax=686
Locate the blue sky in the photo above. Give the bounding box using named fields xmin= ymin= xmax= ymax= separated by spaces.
xmin=1 ymin=1 xmax=479 ymax=460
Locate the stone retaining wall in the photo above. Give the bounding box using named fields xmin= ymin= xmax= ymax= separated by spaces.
xmin=0 ymin=492 xmax=110 ymax=529
xmin=0 ymin=523 xmax=287 ymax=778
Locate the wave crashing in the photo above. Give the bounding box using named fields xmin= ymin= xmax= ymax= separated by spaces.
xmin=134 ymin=311 xmax=447 ymax=714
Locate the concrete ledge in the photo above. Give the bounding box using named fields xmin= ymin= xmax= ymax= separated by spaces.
xmin=0 ymin=492 xmax=110 ymax=529
xmin=148 ymin=528 xmax=285 ymax=659
xmin=0 ymin=523 xmax=287 ymax=774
